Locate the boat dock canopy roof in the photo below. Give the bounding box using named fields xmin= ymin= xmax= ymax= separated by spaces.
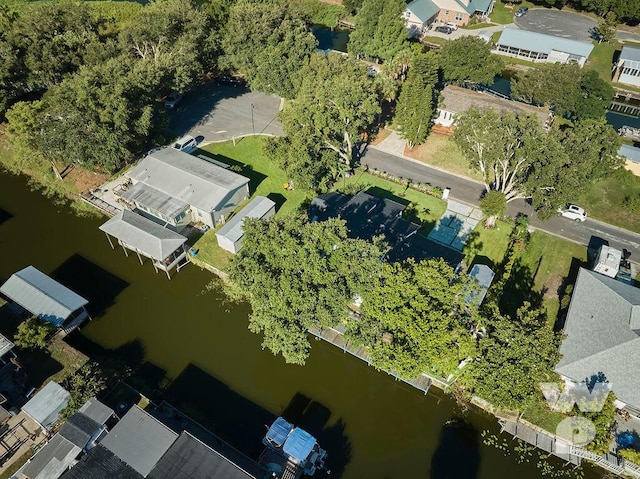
xmin=283 ymin=428 xmax=316 ymax=464
xmin=0 ymin=266 xmax=88 ymax=327
xmin=99 ymin=210 xmax=187 ymax=261
xmin=265 ymin=417 xmax=293 ymax=448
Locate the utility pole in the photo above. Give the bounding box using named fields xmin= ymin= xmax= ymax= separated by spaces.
xmin=251 ymin=103 xmax=255 ymax=136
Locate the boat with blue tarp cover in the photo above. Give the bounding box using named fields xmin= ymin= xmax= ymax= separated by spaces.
xmin=259 ymin=417 xmax=329 ymax=478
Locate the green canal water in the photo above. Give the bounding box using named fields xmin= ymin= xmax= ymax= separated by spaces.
xmin=0 ymin=172 xmax=602 ymax=478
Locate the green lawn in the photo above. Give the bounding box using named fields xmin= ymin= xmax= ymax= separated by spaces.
xmin=464 ymin=220 xmax=513 ymax=267
xmin=521 ymin=392 xmax=566 ymax=434
xmin=577 ymin=168 xmax=640 ymax=233
xmin=490 ymin=0 xmax=536 ymax=25
xmin=191 ymin=230 xmax=233 ymax=272
xmin=404 ymin=134 xmax=483 ymax=181
xmin=515 ymin=231 xmax=587 ymax=320
xmin=421 ymin=36 xmax=448 ymax=47
xmin=464 ymin=22 xmax=497 ymax=30
xmin=200 ymin=137 xmax=310 ymax=216
xmin=337 ymin=170 xmax=447 ymax=230
xmin=588 ymin=41 xmax=619 ymax=82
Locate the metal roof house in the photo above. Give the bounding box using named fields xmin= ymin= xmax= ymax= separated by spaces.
xmin=434 ymin=85 xmax=552 ymax=128
xmin=494 ymin=28 xmax=594 ymax=67
xmin=614 ymin=46 xmax=640 ymax=88
xmin=21 ymin=381 xmax=71 ymax=432
xmin=15 ymin=398 xmax=114 ymax=479
xmin=99 ymin=210 xmax=189 ymax=279
xmin=555 ymin=268 xmax=640 ymax=413
xmin=118 ymin=148 xmax=250 ymax=230
xmin=148 ymin=431 xmax=259 ymax=479
xmin=0 ymin=266 xmax=90 ymax=332
xmin=215 ymin=196 xmax=275 ymax=254
xmin=100 ymin=405 xmax=179 ymax=477
xmin=466 ymin=264 xmax=495 ymax=305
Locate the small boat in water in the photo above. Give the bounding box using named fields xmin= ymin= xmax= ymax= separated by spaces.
xmin=259 ymin=417 xmax=329 ymax=478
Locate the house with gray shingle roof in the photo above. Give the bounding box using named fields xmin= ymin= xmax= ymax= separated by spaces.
xmin=556 ymin=268 xmax=640 ymax=412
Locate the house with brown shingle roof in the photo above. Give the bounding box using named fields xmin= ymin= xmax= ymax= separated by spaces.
xmin=434 ymin=86 xmax=552 ymax=129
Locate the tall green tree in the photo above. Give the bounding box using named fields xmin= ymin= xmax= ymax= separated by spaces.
xmin=268 ymin=53 xmax=380 ymax=189
xmin=230 ymin=215 xmax=387 ymax=365
xmin=14 ymin=317 xmax=55 ymax=349
xmin=119 ymin=0 xmax=217 ymax=92
xmin=350 ymin=259 xmax=477 ymax=379
xmin=439 ymin=36 xmax=504 ymax=86
xmin=465 ymin=302 xmax=561 ymax=410
xmin=222 ymin=0 xmax=316 ymax=98
xmin=395 ymin=52 xmax=439 ymax=148
xmin=511 ymin=64 xmax=613 ymax=121
xmin=453 ymin=109 xmax=558 ymax=203
xmin=8 ymin=57 xmax=160 ymax=172
xmin=347 ymin=0 xmax=407 ymax=63
xmin=479 ymin=190 xmax=507 ymax=228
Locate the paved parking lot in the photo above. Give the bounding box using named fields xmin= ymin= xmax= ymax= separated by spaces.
xmin=514 ymin=9 xmax=597 ymax=42
xmin=168 ymin=83 xmax=283 ymax=144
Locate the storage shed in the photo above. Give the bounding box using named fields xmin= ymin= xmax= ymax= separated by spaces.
xmin=22 ymin=381 xmax=71 ymax=432
xmin=215 ymin=196 xmax=276 ymax=254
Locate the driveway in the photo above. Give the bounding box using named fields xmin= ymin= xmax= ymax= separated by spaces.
xmin=514 ymin=9 xmax=597 ymax=42
xmin=168 ymin=83 xmax=283 ymax=143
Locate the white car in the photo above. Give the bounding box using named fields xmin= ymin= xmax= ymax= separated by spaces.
xmin=172 ymin=135 xmax=198 ymax=154
xmin=557 ymin=204 xmax=587 ymax=222
xmin=444 ymin=22 xmax=459 ymax=31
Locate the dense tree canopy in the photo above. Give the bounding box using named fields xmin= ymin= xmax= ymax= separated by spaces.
xmin=465 ymin=301 xmax=561 ymax=410
xmin=348 ymin=0 xmax=408 ymax=63
xmin=453 ymin=109 xmax=622 ymax=217
xmin=439 ymin=36 xmax=504 ymax=86
xmin=536 ymin=0 xmax=640 ymax=23
xmin=511 ymin=63 xmax=613 ymax=121
xmin=230 ymin=215 xmax=388 ymax=365
xmin=3 ymin=0 xmax=226 ymax=173
xmin=349 ymin=259 xmax=477 ymax=379
xmin=267 ymin=53 xmax=380 ymax=190
xmin=222 ymin=0 xmax=316 ymax=98
xmin=395 ymin=52 xmax=439 ymax=148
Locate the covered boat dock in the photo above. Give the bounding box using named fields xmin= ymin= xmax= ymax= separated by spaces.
xmin=99 ymin=210 xmax=189 ymax=279
xmin=0 ymin=266 xmax=90 ymax=333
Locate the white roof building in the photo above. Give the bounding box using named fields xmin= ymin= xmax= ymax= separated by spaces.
xmin=495 ymin=28 xmax=594 ymax=67
xmin=122 ymin=148 xmax=250 ymax=229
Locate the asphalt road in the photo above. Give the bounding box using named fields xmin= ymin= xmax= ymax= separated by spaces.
xmin=362 ymin=146 xmax=640 ymax=254
xmin=167 ymin=82 xmax=283 ymax=143
xmin=514 ymin=9 xmax=597 ymax=42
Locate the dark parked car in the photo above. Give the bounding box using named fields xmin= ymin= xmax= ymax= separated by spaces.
xmin=216 ymin=75 xmax=246 ymax=87
xmin=515 ymin=7 xmax=529 ymax=17
xmin=434 ymin=25 xmax=453 ymax=35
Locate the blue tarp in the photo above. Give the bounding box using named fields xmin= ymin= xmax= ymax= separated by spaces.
xmin=283 ymin=428 xmax=316 ymax=464
xmin=265 ymin=417 xmax=293 ymax=448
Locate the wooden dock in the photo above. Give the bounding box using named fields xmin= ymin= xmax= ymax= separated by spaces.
xmin=308 ymin=325 xmax=451 ymax=395
xmin=80 ymin=192 xmax=121 ymax=217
